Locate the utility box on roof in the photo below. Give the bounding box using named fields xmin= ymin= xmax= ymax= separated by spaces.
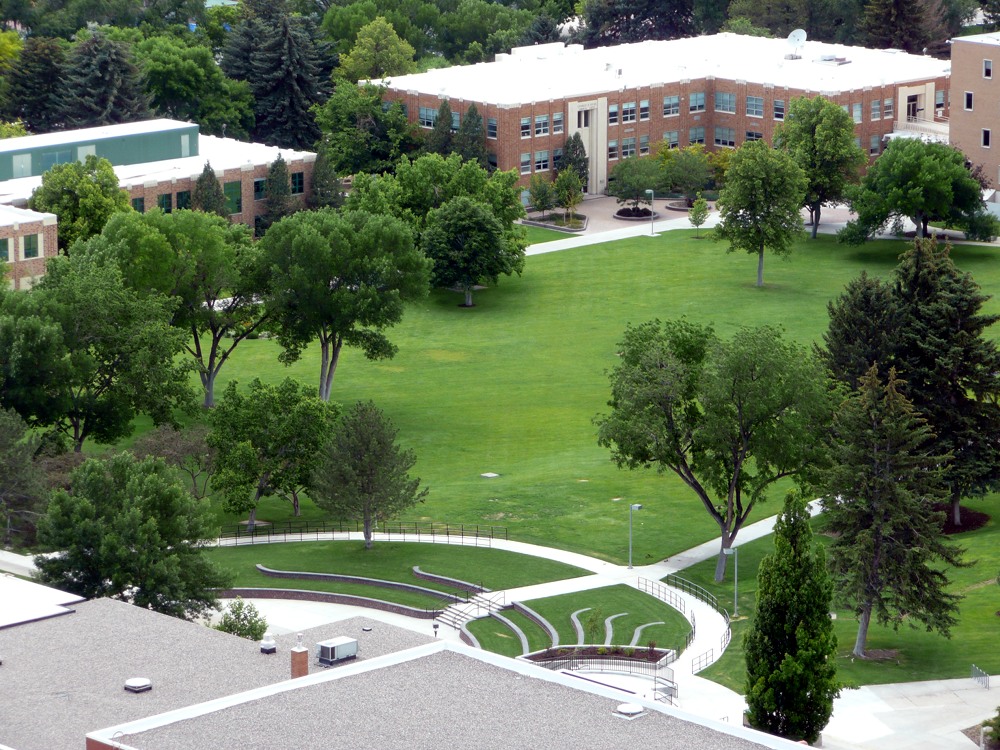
xmin=316 ymin=637 xmax=358 ymax=665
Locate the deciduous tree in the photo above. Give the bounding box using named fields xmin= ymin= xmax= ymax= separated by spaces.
xmin=745 ymin=490 xmax=839 ymax=744
xmin=132 ymin=424 xmax=215 ymax=500
xmin=688 ymin=193 xmax=709 ymax=237
xmin=313 ymin=82 xmax=420 ymax=176
xmin=596 ymin=320 xmax=833 ymax=581
xmin=421 ymin=196 xmax=525 ymax=306
xmin=261 ymin=209 xmax=431 ymax=400
xmin=210 ymin=378 xmax=336 ymax=526
xmin=775 ymin=95 xmax=866 ymax=238
xmin=0 ymin=408 xmax=44 ymax=549
xmin=715 ymin=140 xmax=807 ymax=287
xmin=28 ymin=155 xmax=131 ymax=253
xmin=840 ymin=139 xmax=995 ymax=243
xmin=34 ymin=452 xmax=232 ymax=620
xmin=337 ymin=15 xmax=416 ymax=82
xmin=659 ymin=143 xmax=711 ymax=206
xmin=608 ymin=156 xmax=660 ymax=214
xmin=310 ymin=400 xmax=428 ymax=549
xmin=823 ymin=365 xmax=964 ymax=657
xmin=528 ymin=175 xmax=555 ymax=219
xmin=553 ymin=168 xmax=583 ymax=223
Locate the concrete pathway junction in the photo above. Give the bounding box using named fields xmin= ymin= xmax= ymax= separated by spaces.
xmin=3 ymin=200 xmax=997 ymax=748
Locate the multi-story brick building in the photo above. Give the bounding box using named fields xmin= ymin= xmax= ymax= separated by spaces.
xmin=384 ymin=34 xmax=950 ymax=194
xmin=950 ymin=33 xmax=1000 ymax=187
xmin=0 ymin=119 xmax=316 ymax=289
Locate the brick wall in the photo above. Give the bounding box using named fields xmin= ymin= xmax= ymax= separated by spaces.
xmin=1 ymin=216 xmax=57 ymax=291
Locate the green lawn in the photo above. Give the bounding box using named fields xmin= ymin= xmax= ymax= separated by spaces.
xmin=674 ymin=492 xmax=1000 ymax=692
xmin=524 ymin=584 xmax=692 ymax=653
xmin=199 ymin=233 xmax=1000 ymax=563
xmin=206 ymin=541 xmax=590 ymax=592
xmin=522 ymin=224 xmax=570 ymax=244
xmin=467 ymin=616 xmax=524 ymax=657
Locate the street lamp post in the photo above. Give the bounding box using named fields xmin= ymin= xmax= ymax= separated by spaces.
xmin=645 ymin=189 xmax=655 ymax=236
xmin=723 ymin=546 xmax=738 ymax=617
xmin=628 ymin=503 xmax=643 ymax=569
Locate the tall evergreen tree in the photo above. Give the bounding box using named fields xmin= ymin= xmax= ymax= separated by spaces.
xmin=4 ymin=36 xmax=65 ymax=133
xmin=56 ymin=31 xmax=150 ymax=129
xmin=228 ymin=12 xmax=330 ymax=149
xmin=192 ymin=162 xmax=229 ymax=218
xmin=823 ymin=365 xmax=964 ymax=658
xmin=861 ymin=0 xmax=931 ymax=53
xmin=580 ymin=0 xmax=695 ymax=45
xmin=258 ymin=155 xmax=295 ymax=235
xmin=425 ymin=99 xmax=454 ymax=156
xmin=745 ymin=491 xmax=839 ymax=745
xmin=819 ymin=271 xmax=901 ymax=391
xmin=308 ymin=144 xmax=344 ymax=209
xmin=557 ymin=132 xmax=589 ymax=189
xmin=452 ymin=103 xmax=489 ymax=168
xmin=891 ymin=240 xmax=1000 ymax=525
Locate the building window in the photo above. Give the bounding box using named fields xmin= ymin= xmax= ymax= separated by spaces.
xmin=418 ymin=106 xmax=436 ymax=128
xmin=22 ymin=234 xmax=38 ymax=260
xmin=986 ymin=59 xmax=993 ymax=78
xmin=965 ymin=91 xmax=974 ymax=111
xmin=984 ymin=129 xmax=992 ymax=148
xmin=254 ymin=178 xmax=266 ymax=201
xmin=852 ymin=103 xmax=862 ymax=123
xmin=291 ymin=172 xmax=304 ymax=194
xmin=663 ymin=95 xmax=680 ymax=116
xmin=935 ymin=90 xmax=946 ymax=111
xmin=639 ymin=134 xmax=649 ymax=155
xmin=553 ymin=147 xmax=563 ymax=167
xmin=176 ymin=190 xmax=191 ymax=210
xmin=774 ymin=99 xmax=785 ymax=120
xmin=608 ymin=139 xmax=619 ymax=159
xmin=553 ymin=112 xmax=564 ymax=134
xmin=622 ymin=102 xmax=637 ymax=122
xmin=639 ymin=100 xmax=649 ymax=121
xmin=520 ymin=153 xmax=531 ymax=174
xmin=884 ymin=97 xmax=894 ymax=118
xmin=854 ymin=136 xmax=862 ymax=148
xmin=664 ymin=130 xmax=679 ymax=149
xmin=0 ymin=238 xmax=7 ymax=263
xmin=535 ymin=114 xmax=549 ymax=136
xmin=690 ymin=93 xmax=705 ymax=112
xmin=158 ymin=193 xmax=172 ymax=213
xmin=870 ymin=134 xmax=881 ymax=154
xmin=714 ymin=126 xmax=736 ymax=147
xmin=487 ymin=117 xmax=497 ymax=139
xmin=223 ymin=181 xmax=242 ymax=214
xmin=689 ymin=126 xmax=705 ymax=144
xmin=132 ymin=197 xmax=145 ymax=213
xmin=451 ymin=111 xmax=460 ymax=130
xmin=746 ymin=95 xmax=763 ymax=118
xmin=577 ymin=110 xmax=590 ymax=128
xmin=609 ymin=104 xmax=619 ymax=125
xmin=534 ymin=149 xmax=549 ymax=171
xmin=521 ymin=117 xmax=531 ymax=138
xmin=745 ymin=130 xmax=763 ymax=141
xmin=714 ymin=92 xmax=736 ymax=113
xmin=621 ymin=137 xmax=636 ymax=157
xmin=871 ymin=99 xmax=881 ymax=121
xmin=488 ymin=153 xmax=498 ymax=170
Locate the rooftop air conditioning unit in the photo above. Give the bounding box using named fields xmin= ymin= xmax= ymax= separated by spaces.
xmin=316 ymin=637 xmax=358 ymax=666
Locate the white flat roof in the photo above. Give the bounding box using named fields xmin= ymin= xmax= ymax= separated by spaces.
xmin=953 ymin=31 xmax=1000 ymax=47
xmin=0 ymin=202 xmax=56 ymax=227
xmin=0 ymin=575 xmax=84 ymax=628
xmin=385 ymin=33 xmax=950 ymax=105
xmin=0 ymin=118 xmax=193 ymax=155
xmin=0 ymin=134 xmax=315 ymax=206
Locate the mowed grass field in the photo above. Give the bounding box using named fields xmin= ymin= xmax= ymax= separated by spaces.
xmin=199 ymin=232 xmax=1000 ymax=564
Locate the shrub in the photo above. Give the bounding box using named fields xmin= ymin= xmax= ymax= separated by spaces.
xmin=216 ymin=597 xmax=268 ymax=641
xmin=985 ymin=706 xmax=1000 ymax=744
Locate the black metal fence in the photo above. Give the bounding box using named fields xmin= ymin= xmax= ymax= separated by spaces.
xmin=218 ymin=520 xmax=508 ymax=546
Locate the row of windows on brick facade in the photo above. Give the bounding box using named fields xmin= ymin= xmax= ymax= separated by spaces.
xmin=519 ymin=147 xmax=565 ymax=174
xmin=129 ymin=174 xmax=305 ymax=216
xmin=653 ymin=128 xmax=883 ymax=155
xmin=0 ymin=234 xmax=39 ymax=263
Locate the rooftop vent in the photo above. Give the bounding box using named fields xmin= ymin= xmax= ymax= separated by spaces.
xmin=614 ymin=703 xmax=646 ymax=720
xmin=124 ymin=678 xmax=152 ymax=693
xmin=260 ymin=632 xmax=276 ymax=654
xmin=316 ymin=636 xmax=358 ymax=666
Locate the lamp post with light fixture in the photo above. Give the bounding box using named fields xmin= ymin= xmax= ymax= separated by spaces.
xmin=723 ymin=546 xmax=738 ymax=617
xmin=646 ymin=189 xmax=654 ymax=235
xmin=628 ymin=503 xmax=643 ymax=569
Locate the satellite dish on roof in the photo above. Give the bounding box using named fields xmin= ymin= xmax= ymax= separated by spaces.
xmin=786 ymin=28 xmax=807 ymax=59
